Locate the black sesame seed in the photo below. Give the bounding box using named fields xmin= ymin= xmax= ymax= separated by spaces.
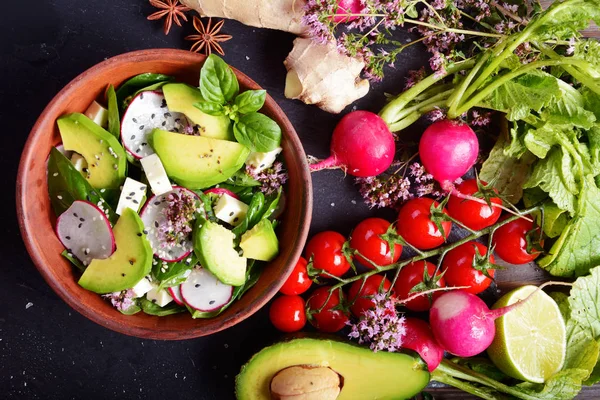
xmin=129 ymin=260 xmax=134 ymax=265
xmin=122 ymin=273 xmax=126 ymax=277
xmin=86 ymin=195 xmax=91 ymax=201
xmin=130 ymin=135 xmax=135 ymax=140
xmin=136 ymin=148 xmax=141 ymax=153
xmin=133 ymin=199 xmax=139 ymax=204
xmin=137 ymin=233 xmax=142 ymax=237
xmin=129 ymin=192 xmax=135 ymax=196
xmin=140 ymin=186 xmax=146 ymax=191
xmin=161 ymin=99 xmax=167 ymax=108
xmin=91 ymin=191 xmax=97 ymax=196
xmin=154 ymin=202 xmax=161 ymax=206
xmin=78 ymin=223 xmax=83 ymax=228
xmin=233 ymin=217 xmax=239 ymax=222
xmin=151 ymin=299 xmax=156 ymax=303
xmin=80 ymin=218 xmax=85 ymax=222
xmin=154 ymin=221 xmax=159 ymax=228
xmin=162 ymin=121 xmax=167 ymax=126
xmin=209 ymin=300 xmax=215 ymax=305
xmin=140 ymin=93 xmax=144 ymax=100
xmin=175 ymin=118 xmax=180 ymax=122
xmin=126 ymin=196 xmax=132 ymax=200
xmin=139 ymin=125 xmax=145 ymax=130
xmin=164 ymin=112 xmax=172 ymax=118
xmin=229 ymin=212 xmax=234 ymax=217
xmin=133 ymin=118 xmax=138 ymax=123
xmin=195 ymin=284 xmax=200 ymax=288
xmin=259 ymin=164 xmax=265 ymax=168
xmin=151 ymin=113 xmax=155 ymax=119
xmin=141 ymin=143 xmax=147 ymax=146
xmin=143 ymin=230 xmax=148 ymax=234
xmin=74 ymin=213 xmax=78 ymax=218
xmin=65 ymin=236 xmax=71 ymax=240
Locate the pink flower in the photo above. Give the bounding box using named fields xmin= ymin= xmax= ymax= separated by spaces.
xmin=247 ymin=161 xmax=288 ymax=195
xmin=103 ymin=289 xmax=135 ymax=311
xmin=158 ymin=190 xmax=197 ymax=248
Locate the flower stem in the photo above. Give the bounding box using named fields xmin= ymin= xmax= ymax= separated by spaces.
xmin=404 ymin=18 xmax=505 ymax=39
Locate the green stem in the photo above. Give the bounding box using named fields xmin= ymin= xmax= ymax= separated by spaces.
xmin=328 ymin=206 xmax=540 ymax=293
xmin=393 ymin=89 xmax=454 ymax=122
xmin=446 ymin=51 xmax=491 ymax=117
xmin=404 ymin=18 xmax=505 ymax=38
xmin=431 ymin=369 xmax=502 ymax=400
xmin=388 ymin=102 xmax=445 ymax=132
xmin=380 ymin=59 xmax=476 ymax=125
xmin=450 ymin=58 xmax=593 ymax=118
xmin=535 ymin=43 xmax=600 ymax=95
xmin=459 ymin=0 xmax=580 ymax=102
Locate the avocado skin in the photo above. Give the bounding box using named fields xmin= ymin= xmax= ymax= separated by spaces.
xmin=235 ymin=336 xmax=430 ymax=400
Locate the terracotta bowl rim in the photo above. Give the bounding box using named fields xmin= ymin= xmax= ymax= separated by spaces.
xmin=16 ymin=48 xmax=312 ymax=340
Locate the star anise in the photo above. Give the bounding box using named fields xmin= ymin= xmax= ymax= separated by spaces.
xmin=185 ymin=17 xmax=232 ymax=56
xmin=147 ymin=0 xmax=191 ymax=35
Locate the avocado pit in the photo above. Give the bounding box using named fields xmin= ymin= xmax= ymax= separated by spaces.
xmin=270 ymin=365 xmax=341 ymax=400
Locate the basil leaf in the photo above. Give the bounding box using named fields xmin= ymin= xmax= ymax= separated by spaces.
xmin=47 ymin=148 xmax=117 ymax=224
xmin=234 ymin=90 xmax=266 ymax=114
xmin=232 ymin=192 xmax=265 ymax=238
xmin=233 ymin=113 xmax=282 ymax=152
xmin=224 ymin=170 xmax=260 ymax=187
xmin=193 ymin=101 xmax=225 ymax=116
xmin=106 ymin=85 xmax=120 ymax=139
xmin=199 ymin=54 xmax=239 ymax=104
xmin=260 ymin=188 xmax=282 ymax=221
xmin=152 ymin=254 xmax=198 ymax=290
xmin=116 ymin=73 xmax=174 ymax=110
xmin=139 ymin=298 xmax=185 ymax=316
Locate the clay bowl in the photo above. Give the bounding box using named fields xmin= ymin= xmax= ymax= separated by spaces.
xmin=16 ymin=49 xmax=312 ymax=340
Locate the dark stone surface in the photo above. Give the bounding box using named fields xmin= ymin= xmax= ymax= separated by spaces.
xmin=0 ymin=1 xmax=424 ymax=399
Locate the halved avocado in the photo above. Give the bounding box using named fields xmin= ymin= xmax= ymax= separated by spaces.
xmin=194 ymin=220 xmax=247 ymax=286
xmin=162 ymin=83 xmax=233 ymax=140
xmin=236 ymin=337 xmax=430 ymax=400
xmin=78 ymin=208 xmax=153 ymax=294
xmin=150 ymin=129 xmax=250 ymax=189
xmin=57 ymin=113 xmax=127 ymax=189
xmin=240 ymin=219 xmax=279 ymax=262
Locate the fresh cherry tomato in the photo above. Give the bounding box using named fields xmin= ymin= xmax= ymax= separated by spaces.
xmin=442 ymin=242 xmax=495 ymax=294
xmin=492 ymin=217 xmax=542 ymax=264
xmin=280 ymin=257 xmax=312 ymax=295
xmin=305 ymin=231 xmax=351 ymax=278
xmin=269 ymin=295 xmax=306 ymax=333
xmin=397 ymin=198 xmax=452 ymax=250
xmin=306 ymin=286 xmax=349 ymax=333
xmin=350 ymin=218 xmax=402 ymax=269
xmin=347 ymin=274 xmax=393 ymax=317
xmin=447 ymin=179 xmax=502 ymax=230
xmin=394 ymin=261 xmax=445 ymax=312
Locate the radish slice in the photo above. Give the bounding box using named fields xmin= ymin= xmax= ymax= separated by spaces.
xmin=168 ymin=285 xmax=185 ymax=306
xmin=204 ymin=188 xmax=239 ymax=199
xmin=121 ymin=91 xmax=189 ymax=159
xmin=140 ymin=187 xmax=199 ymax=262
xmin=56 ymin=200 xmax=115 ymax=266
xmin=180 ymin=267 xmax=233 ymax=312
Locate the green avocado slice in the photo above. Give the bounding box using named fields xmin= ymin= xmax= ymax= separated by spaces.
xmin=240 ymin=219 xmax=279 ymax=262
xmin=57 ymin=113 xmax=127 ymax=190
xmin=150 ymin=128 xmax=250 ymax=189
xmin=162 ymin=83 xmax=233 ymax=140
xmin=78 ymin=208 xmax=153 ymax=294
xmin=236 ymin=337 xmax=430 ymax=400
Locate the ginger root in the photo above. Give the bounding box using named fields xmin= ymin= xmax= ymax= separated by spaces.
xmin=284 ymin=37 xmax=369 ymax=114
xmin=180 ymin=0 xmax=307 ymax=35
xmin=181 ymin=0 xmax=370 ymax=114
xmin=270 ymin=365 xmax=341 ymax=400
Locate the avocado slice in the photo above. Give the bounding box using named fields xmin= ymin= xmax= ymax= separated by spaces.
xmin=78 ymin=208 xmax=153 ymax=294
xmin=162 ymin=83 xmax=233 ymax=140
xmin=194 ymin=220 xmax=247 ymax=286
xmin=236 ymin=337 xmax=430 ymax=400
xmin=150 ymin=128 xmax=250 ymax=189
xmin=57 ymin=113 xmax=127 ymax=189
xmin=240 ymin=219 xmax=279 ymax=261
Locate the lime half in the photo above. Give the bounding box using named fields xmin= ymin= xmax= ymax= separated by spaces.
xmin=487 ymin=285 xmax=566 ymax=383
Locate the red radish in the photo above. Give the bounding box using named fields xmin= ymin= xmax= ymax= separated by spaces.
xmin=429 ymin=289 xmax=545 ymax=357
xmin=419 ymin=120 xmax=478 ymax=192
xmin=204 ymin=187 xmax=239 ymax=199
xmin=167 ymin=285 xmax=185 ymax=306
xmin=121 ymin=91 xmax=189 ymax=159
xmin=331 ymin=0 xmax=362 ymax=22
xmin=180 ymin=267 xmax=233 ymax=312
xmin=140 ymin=187 xmax=200 ymax=262
xmin=402 ymin=318 xmax=445 ymax=372
xmin=310 ymin=111 xmax=395 ymax=177
xmin=56 ymin=200 xmax=115 ymax=266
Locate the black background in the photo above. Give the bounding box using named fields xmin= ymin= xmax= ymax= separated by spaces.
xmin=0 ymin=1 xmax=427 ymax=399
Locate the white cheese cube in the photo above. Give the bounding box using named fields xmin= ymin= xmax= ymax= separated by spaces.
xmin=70 ymin=153 xmax=88 ymax=172
xmin=130 ymin=277 xmax=153 ymax=298
xmin=140 ymin=154 xmax=173 ymax=196
xmin=245 ymin=147 xmax=283 ymax=173
xmin=116 ymin=177 xmax=147 ymax=215
xmin=214 ymin=194 xmax=249 ymax=226
xmin=146 ymin=284 xmax=173 ymax=307
xmin=84 ymin=100 xmax=108 ymax=128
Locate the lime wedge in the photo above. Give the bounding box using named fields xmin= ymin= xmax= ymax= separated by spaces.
xmin=487 ymin=285 xmax=566 ymax=383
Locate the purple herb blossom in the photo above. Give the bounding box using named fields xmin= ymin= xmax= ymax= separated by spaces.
xmin=247 ymin=161 xmax=288 ymax=196
xmin=470 ymin=110 xmax=492 ymax=126
xmin=158 ymin=190 xmax=197 ymax=248
xmin=103 ymin=289 xmax=135 ymax=311
xmin=348 ymin=293 xmax=406 ymax=352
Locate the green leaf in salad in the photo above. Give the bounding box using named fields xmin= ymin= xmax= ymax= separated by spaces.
xmin=47 ymin=148 xmax=117 ymax=224
xmin=193 ymin=101 xmax=225 ymax=116
xmin=119 ymin=301 xmax=142 ymax=316
xmin=233 ymin=112 xmax=282 ymax=152
xmin=139 ymin=297 xmax=185 ymax=316
xmin=260 ymin=188 xmax=283 ymax=221
xmin=152 ymin=253 xmax=198 ymax=290
xmin=570 ymin=266 xmax=600 ymax=339
xmin=224 ymin=170 xmax=260 ymax=188
xmin=540 ymin=80 xmax=597 ymax=130
xmin=61 ymin=249 xmax=86 ymax=272
xmin=582 ymin=87 xmax=600 ymax=120
xmin=115 ymin=73 xmax=174 ymax=110
xmin=106 ymin=84 xmax=120 ymax=139
xmin=232 ymin=191 xmax=265 ymax=238
xmin=199 ymin=54 xmax=239 ymax=104
xmin=234 ymin=90 xmax=266 ymax=114
xmin=538 ymin=176 xmax=600 ymax=277
xmin=512 ymin=369 xmax=589 ymax=400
